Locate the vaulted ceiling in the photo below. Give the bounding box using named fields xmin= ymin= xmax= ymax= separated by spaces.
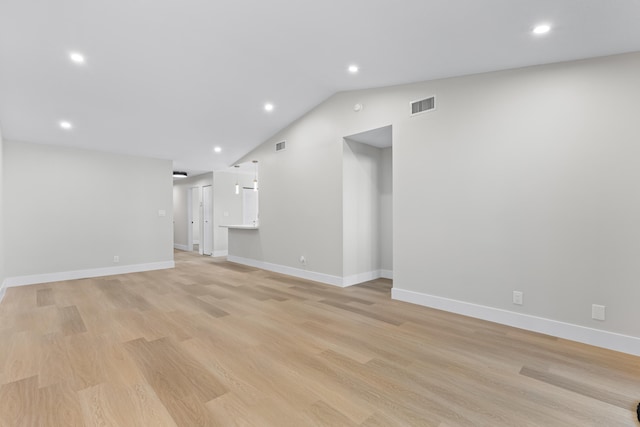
xmin=2 ymin=0 xmax=640 ymax=174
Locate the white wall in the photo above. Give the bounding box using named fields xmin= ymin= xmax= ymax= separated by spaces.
xmin=394 ymin=53 xmax=640 ymax=342
xmin=343 ymin=139 xmax=381 ymax=278
xmin=4 ymin=141 xmax=174 ymax=280
xmin=231 ymin=52 xmax=640 ymax=352
xmin=342 ymin=141 xmax=393 ymax=280
xmin=172 ymin=173 xmax=213 ymax=250
xmin=233 ymin=109 xmax=345 ymax=277
xmin=379 ymin=147 xmax=392 ymax=274
xmin=0 ymin=126 xmax=5 ymax=299
xmin=212 ymin=170 xmax=252 ymax=256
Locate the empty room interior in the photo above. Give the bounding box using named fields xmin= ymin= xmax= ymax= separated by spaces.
xmin=1 ymin=1 xmax=640 ymax=425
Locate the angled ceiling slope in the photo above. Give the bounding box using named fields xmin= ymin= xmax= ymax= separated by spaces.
xmin=1 ymin=0 xmax=640 ymax=174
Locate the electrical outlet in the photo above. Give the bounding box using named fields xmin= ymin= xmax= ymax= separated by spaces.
xmin=113 ymin=255 xmax=119 ymax=263
xmin=592 ymin=304 xmax=606 ymax=321
xmin=513 ymin=291 xmax=523 ymax=305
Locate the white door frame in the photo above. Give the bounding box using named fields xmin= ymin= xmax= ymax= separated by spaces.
xmin=187 ymin=186 xmax=203 ymax=254
xmin=203 ymin=185 xmax=213 ymax=256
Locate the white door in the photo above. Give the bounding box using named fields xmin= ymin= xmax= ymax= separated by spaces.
xmin=191 ymin=187 xmax=200 ymax=247
xmin=186 ymin=187 xmax=200 ymax=252
xmin=242 ymin=188 xmax=259 ymax=226
xmin=203 ymin=185 xmax=213 ymax=255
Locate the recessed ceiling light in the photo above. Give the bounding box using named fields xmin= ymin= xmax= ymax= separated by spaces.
xmin=214 ymin=146 xmax=222 ymax=153
xmin=533 ymin=24 xmax=551 ymax=35
xmin=59 ymin=121 xmax=73 ymax=130
xmin=69 ymin=52 xmax=86 ymax=64
xmin=173 ymin=171 xmax=188 ymax=178
xmin=348 ymin=65 xmax=359 ymax=74
xmin=264 ymin=103 xmax=274 ymax=112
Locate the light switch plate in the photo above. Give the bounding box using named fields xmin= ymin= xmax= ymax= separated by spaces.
xmin=158 ymin=210 xmax=166 ymax=217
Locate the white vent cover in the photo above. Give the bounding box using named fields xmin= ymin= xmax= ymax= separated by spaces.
xmin=275 ymin=141 xmax=286 ymax=152
xmin=410 ymin=96 xmax=436 ymax=116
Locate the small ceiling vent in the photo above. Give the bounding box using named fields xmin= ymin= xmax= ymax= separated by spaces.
xmin=410 ymin=96 xmax=436 ymax=116
xmin=275 ymin=141 xmax=286 ymax=152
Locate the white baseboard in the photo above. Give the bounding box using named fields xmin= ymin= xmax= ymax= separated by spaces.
xmin=343 ymin=270 xmax=383 ymax=287
xmin=3 ymin=261 xmax=175 ymax=288
xmin=0 ymin=280 xmax=6 ymax=303
xmin=392 ymin=288 xmax=640 ymax=357
xmin=228 ymin=255 xmax=347 ymax=287
xmin=212 ymin=250 xmax=228 ymax=257
xmin=193 ymin=240 xmax=200 ymax=245
xmin=343 ymin=269 xmax=394 ymax=285
xmin=227 ymin=256 xmax=390 ymax=287
xmin=174 ymin=244 xmax=189 ymax=251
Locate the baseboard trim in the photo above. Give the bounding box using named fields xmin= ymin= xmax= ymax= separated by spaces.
xmin=228 ymin=255 xmax=347 ymax=287
xmin=0 ymin=280 xmax=6 ymax=303
xmin=392 ymin=288 xmax=640 ymax=357
xmin=212 ymin=250 xmax=228 ymax=257
xmin=380 ymin=269 xmax=393 ymax=280
xmin=174 ymin=244 xmax=189 ymax=251
xmin=227 ymin=256 xmax=391 ymax=287
xmin=4 ymin=261 xmax=176 ymax=288
xmin=343 ymin=270 xmax=383 ymax=287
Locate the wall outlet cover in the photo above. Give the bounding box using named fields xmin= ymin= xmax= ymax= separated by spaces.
xmin=592 ymin=304 xmax=606 ymax=321
xmin=513 ymin=291 xmax=523 ymax=305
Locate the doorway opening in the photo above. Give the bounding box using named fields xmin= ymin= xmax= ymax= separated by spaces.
xmin=189 ymin=187 xmax=201 ymax=253
xmin=342 ymin=124 xmax=393 ymax=285
xmin=202 ymin=185 xmax=213 ymax=255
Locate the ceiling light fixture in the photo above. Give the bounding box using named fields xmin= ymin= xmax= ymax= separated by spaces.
xmin=69 ymin=52 xmax=86 ymax=64
xmin=264 ymin=103 xmax=274 ymax=112
xmin=214 ymin=146 xmax=222 ymax=153
xmin=348 ymin=64 xmax=359 ymax=74
xmin=173 ymin=171 xmax=188 ymax=178
xmin=59 ymin=121 xmax=73 ymax=130
xmin=533 ymin=24 xmax=551 ymax=35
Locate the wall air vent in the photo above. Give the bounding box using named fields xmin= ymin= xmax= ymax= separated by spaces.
xmin=275 ymin=141 xmax=286 ymax=152
xmin=410 ymin=96 xmax=436 ymax=116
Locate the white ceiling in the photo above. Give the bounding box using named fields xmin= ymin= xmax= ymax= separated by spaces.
xmin=2 ymin=0 xmax=640 ymax=175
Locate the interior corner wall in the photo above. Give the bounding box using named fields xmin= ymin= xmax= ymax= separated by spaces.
xmin=172 ymin=172 xmax=214 ymax=249
xmin=343 ymin=139 xmax=382 ymax=278
xmin=4 ymin=141 xmax=174 ymax=279
xmin=379 ymin=147 xmax=393 ymax=274
xmin=0 ymin=126 xmax=5 ymax=297
xmin=212 ymin=170 xmax=252 ymax=256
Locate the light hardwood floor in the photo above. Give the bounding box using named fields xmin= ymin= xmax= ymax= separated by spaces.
xmin=0 ymin=250 xmax=638 ymax=426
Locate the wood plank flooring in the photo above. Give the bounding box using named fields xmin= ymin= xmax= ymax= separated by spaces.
xmin=0 ymin=250 xmax=638 ymax=426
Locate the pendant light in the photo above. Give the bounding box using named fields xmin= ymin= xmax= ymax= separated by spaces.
xmin=252 ymin=160 xmax=258 ymax=191
xmin=234 ymin=165 xmax=240 ymax=194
